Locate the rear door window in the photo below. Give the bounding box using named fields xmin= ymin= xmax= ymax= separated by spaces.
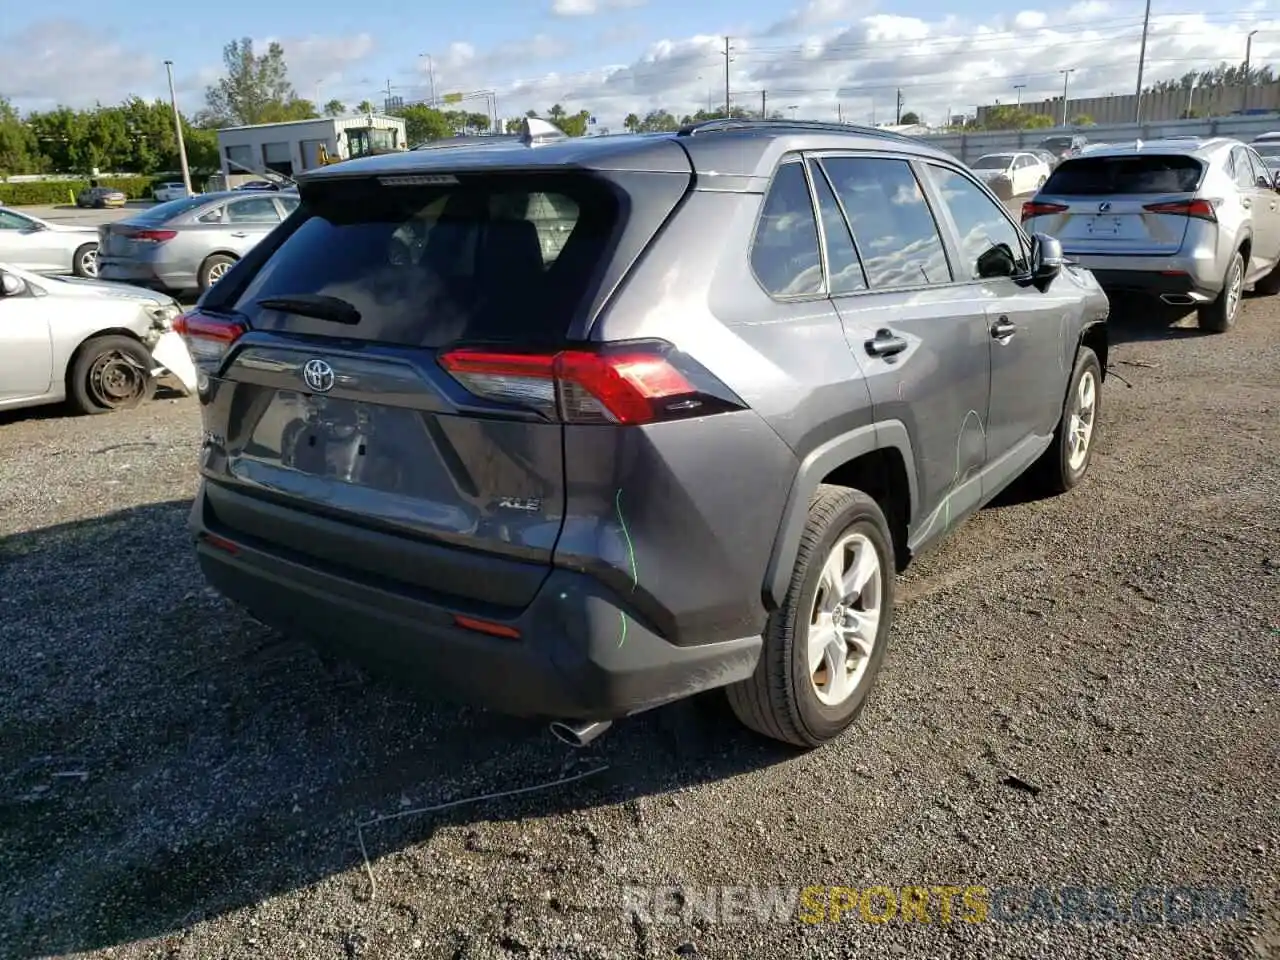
xmin=750 ymin=160 xmax=824 ymax=298
xmin=227 ymin=197 xmax=283 ymax=223
xmin=820 ymin=156 xmax=952 ymax=289
xmin=226 ymin=173 xmax=619 ymax=347
xmin=1043 ymin=156 xmax=1203 ymax=194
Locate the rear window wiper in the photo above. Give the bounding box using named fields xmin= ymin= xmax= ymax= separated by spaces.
xmin=255 ymin=294 xmax=361 ymax=325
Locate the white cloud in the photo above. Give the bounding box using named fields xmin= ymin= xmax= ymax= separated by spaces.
xmin=471 ymin=8 xmax=1280 ymax=130
xmin=551 ymin=0 xmax=646 ymax=17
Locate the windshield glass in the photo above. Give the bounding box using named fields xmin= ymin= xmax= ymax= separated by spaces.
xmin=972 ymin=155 xmax=1013 ymax=169
xmin=1043 ymin=155 xmax=1204 ymax=194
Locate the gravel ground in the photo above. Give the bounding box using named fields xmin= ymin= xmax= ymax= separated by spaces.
xmin=1 ymin=298 xmax=1277 ymax=960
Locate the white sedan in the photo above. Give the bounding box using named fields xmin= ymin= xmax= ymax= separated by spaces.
xmin=153 ymin=181 xmax=193 ymax=203
xmin=0 ymin=262 xmax=197 ymax=415
xmin=967 ymin=152 xmax=1052 ymax=199
xmin=0 ymin=206 xmax=100 ymax=277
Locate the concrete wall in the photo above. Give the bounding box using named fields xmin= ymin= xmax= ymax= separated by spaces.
xmin=980 ymin=83 xmax=1280 ymax=127
xmin=920 ymin=112 xmax=1280 ymax=165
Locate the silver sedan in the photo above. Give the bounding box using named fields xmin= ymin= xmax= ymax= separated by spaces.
xmin=97 ymin=190 xmax=299 ymax=296
xmin=0 ymin=206 xmax=100 ymax=277
xmin=0 ymin=261 xmax=197 ymax=415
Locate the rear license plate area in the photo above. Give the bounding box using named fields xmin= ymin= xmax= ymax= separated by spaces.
xmin=1086 ymin=216 xmax=1122 ymax=236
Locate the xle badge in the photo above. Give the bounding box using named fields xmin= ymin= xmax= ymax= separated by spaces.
xmin=498 ymin=497 xmax=542 ymax=512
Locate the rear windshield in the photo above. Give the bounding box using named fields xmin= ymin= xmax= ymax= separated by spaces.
xmin=1042 ymin=155 xmax=1203 ymax=194
xmin=972 ymin=155 xmax=1012 ymax=169
xmin=227 ymin=174 xmax=619 ymax=347
xmin=1039 ymin=138 xmax=1073 ymax=150
xmin=134 ymin=195 xmax=212 ymax=223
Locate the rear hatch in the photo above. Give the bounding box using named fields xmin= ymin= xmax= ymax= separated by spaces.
xmin=182 ymin=163 xmax=695 ymax=610
xmin=98 ymin=195 xmax=209 ymax=262
xmin=1025 ymin=153 xmax=1208 ymax=255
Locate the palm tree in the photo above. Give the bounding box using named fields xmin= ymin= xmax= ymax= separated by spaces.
xmin=356 ymin=99 xmax=376 ymax=115
xmin=623 ymin=113 xmax=640 ymax=133
xmin=324 ymin=99 xmax=346 ymax=117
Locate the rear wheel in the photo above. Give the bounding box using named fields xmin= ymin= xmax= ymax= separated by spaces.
xmin=67 ymin=335 xmax=155 ymax=415
xmin=1198 ymin=250 xmax=1244 ymax=333
xmin=199 ymin=254 xmax=236 ymax=293
xmin=726 ymin=486 xmax=895 ymax=748
xmin=73 ymin=243 xmax=98 ymax=278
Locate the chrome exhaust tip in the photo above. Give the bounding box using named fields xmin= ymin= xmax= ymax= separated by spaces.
xmin=1160 ymin=293 xmax=1195 ymax=305
xmin=549 ymin=720 xmax=612 ymax=748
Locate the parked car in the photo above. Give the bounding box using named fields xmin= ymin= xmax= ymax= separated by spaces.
xmin=1029 ymin=147 xmax=1062 ymax=170
xmin=97 ymin=190 xmax=300 ymax=296
xmin=1022 ymin=137 xmax=1280 ymax=332
xmin=76 ymin=186 xmax=127 ymax=209
xmin=232 ymin=180 xmax=281 ymax=192
xmin=177 ymin=116 xmax=1109 ymax=749
xmin=968 ymin=151 xmax=1052 ymax=199
xmin=0 ymin=207 xmax=100 ymax=277
xmin=152 ymin=181 xmax=191 ymax=203
xmin=0 ymin=262 xmax=197 ymax=415
xmin=1037 ymin=134 xmax=1089 ymax=163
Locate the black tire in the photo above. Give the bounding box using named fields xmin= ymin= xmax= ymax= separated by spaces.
xmin=1031 ymin=345 xmax=1102 ymax=495
xmin=199 ymin=254 xmax=237 ymax=293
xmin=725 ymin=485 xmax=896 ymax=748
xmin=67 ymin=335 xmax=155 ymax=416
xmin=72 ymin=242 xmax=98 ymax=278
xmin=1197 ymin=250 xmax=1244 ymax=333
xmin=1036 ymin=175 xmax=1047 ymax=189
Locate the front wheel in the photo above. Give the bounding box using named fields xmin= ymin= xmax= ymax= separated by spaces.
xmin=73 ymin=243 xmax=98 ymax=278
xmin=726 ymin=486 xmax=895 ymax=748
xmin=1031 ymin=346 xmax=1102 ymax=495
xmin=67 ymin=335 xmax=155 ymax=415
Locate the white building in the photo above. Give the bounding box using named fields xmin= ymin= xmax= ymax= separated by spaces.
xmin=215 ymin=115 xmax=409 ymax=179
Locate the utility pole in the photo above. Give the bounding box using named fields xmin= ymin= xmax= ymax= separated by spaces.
xmin=895 ymin=88 xmax=903 ymax=124
xmin=761 ymin=90 xmax=767 ymax=119
xmin=837 ymin=102 xmax=843 ymax=123
xmin=419 ymin=54 xmax=437 ymax=107
xmin=723 ymin=36 xmax=733 ymax=117
xmin=163 ymin=60 xmax=192 ymax=196
xmin=1013 ymin=83 xmax=1026 ymax=106
xmin=1060 ymin=69 xmax=1075 ymax=127
xmin=1134 ymin=0 xmax=1152 ymax=122
xmin=1245 ymin=30 xmax=1259 ymax=111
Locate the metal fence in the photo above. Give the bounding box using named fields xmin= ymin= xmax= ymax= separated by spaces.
xmin=920 ymin=113 xmax=1280 ymax=164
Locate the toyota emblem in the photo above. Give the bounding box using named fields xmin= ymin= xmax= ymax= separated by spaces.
xmin=1097 ymin=201 xmax=1112 ymax=213
xmin=302 ymin=358 xmax=336 ymax=393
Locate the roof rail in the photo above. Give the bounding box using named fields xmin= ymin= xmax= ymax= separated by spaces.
xmin=676 ymin=117 xmax=922 ymax=144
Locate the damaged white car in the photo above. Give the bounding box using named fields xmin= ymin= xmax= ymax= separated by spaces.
xmin=0 ymin=262 xmax=198 ymax=416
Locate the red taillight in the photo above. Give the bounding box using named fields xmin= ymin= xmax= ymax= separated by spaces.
xmin=173 ymin=311 xmax=247 ymax=374
xmin=1022 ymin=201 xmax=1068 ymax=222
xmin=1143 ymin=199 xmax=1217 ymax=222
xmin=125 ymin=229 xmax=177 ymax=242
xmin=453 ymin=614 xmax=521 ymax=639
xmin=438 ymin=344 xmax=742 ymax=425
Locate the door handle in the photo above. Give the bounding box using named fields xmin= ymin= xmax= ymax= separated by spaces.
xmin=991 ymin=316 xmax=1017 ymax=339
xmin=864 ymin=328 xmax=908 ymax=358
xmin=1242 ymin=198 xmax=1252 ymax=209
xmin=229 ymin=231 xmax=248 ymax=238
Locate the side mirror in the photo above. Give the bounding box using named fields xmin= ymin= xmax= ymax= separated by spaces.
xmin=1 ymin=272 xmax=24 ymax=297
xmin=1029 ymin=233 xmax=1064 ymax=291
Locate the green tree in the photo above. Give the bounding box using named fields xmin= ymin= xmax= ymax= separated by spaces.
xmin=183 ymin=126 xmax=220 ymax=171
xmin=980 ymin=104 xmax=1054 ymax=131
xmin=202 ymin=38 xmax=305 ymax=126
xmin=623 ymin=112 xmax=640 ymax=132
xmin=324 ymin=99 xmax=347 ymax=117
xmin=1148 ymin=61 xmax=1275 ymax=93
xmin=505 ymin=117 xmax=524 ymax=133
xmin=1071 ymin=114 xmax=1095 ymax=126
xmin=900 ymin=110 xmax=920 ymax=125
xmin=637 ymin=109 xmax=678 ymax=132
xmin=356 ymin=99 xmax=376 ymax=114
xmin=679 ymin=106 xmax=751 ymax=125
xmin=395 ymin=104 xmax=454 ymax=143
xmin=0 ymin=97 xmax=39 ymax=175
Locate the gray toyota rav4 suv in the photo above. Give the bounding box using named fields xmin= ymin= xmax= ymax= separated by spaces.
xmin=179 ymin=118 xmax=1109 ymax=749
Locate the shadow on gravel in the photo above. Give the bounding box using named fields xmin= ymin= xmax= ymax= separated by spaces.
xmin=1104 ymin=296 xmax=1218 ymax=344
xmin=0 ymin=389 xmax=189 ymax=427
xmin=0 ymin=501 xmax=791 ymax=957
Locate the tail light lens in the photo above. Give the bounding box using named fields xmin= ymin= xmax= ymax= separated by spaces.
xmin=438 ymin=342 xmax=746 ymax=425
xmin=173 ymin=311 xmax=247 ymax=374
xmin=1143 ymin=199 xmax=1217 ymax=222
xmin=124 ymin=229 xmax=177 ymax=242
xmin=1021 ymin=201 xmax=1068 ymax=222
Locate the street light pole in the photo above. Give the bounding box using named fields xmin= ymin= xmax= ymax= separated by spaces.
xmin=1134 ymin=0 xmax=1152 ymax=121
xmin=1014 ymin=83 xmax=1026 ymax=107
xmin=1244 ymin=30 xmax=1259 ymax=111
xmin=163 ymin=60 xmax=193 ymax=196
xmin=1060 ymin=69 xmax=1075 ymax=127
xmin=419 ymin=54 xmax=437 ymax=107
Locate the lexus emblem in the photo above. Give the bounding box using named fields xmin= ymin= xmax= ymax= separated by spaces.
xmin=302 ymin=358 xmax=336 ymax=393
xmin=1097 ymin=201 xmax=1112 ymax=213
